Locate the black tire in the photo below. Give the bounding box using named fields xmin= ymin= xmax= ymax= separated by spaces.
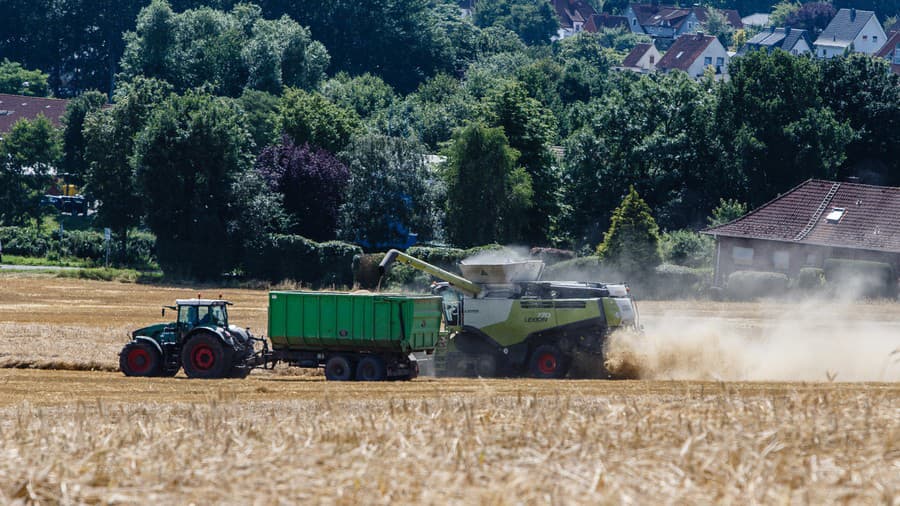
xmin=528 ymin=344 xmax=569 ymax=379
xmin=181 ymin=333 xmax=233 ymax=379
xmin=473 ymin=353 xmax=497 ymax=378
xmin=324 ymin=355 xmax=354 ymax=381
xmin=229 ymin=366 xmax=251 ymax=379
xmin=120 ymin=341 xmax=162 ymax=377
xmin=356 ymin=355 xmax=387 ymax=381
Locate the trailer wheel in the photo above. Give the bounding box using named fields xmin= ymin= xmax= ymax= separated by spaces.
xmin=528 ymin=344 xmax=569 ymax=379
xmin=120 ymin=341 xmax=161 ymax=377
xmin=356 ymin=355 xmax=387 ymax=381
xmin=181 ymin=333 xmax=232 ymax=379
xmin=324 ymin=355 xmax=354 ymax=381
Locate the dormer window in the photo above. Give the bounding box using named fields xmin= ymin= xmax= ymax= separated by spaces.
xmin=825 ymin=208 xmax=846 ymax=223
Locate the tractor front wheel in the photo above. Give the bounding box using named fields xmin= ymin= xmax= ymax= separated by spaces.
xmin=181 ymin=334 xmax=232 ymax=379
xmin=120 ymin=341 xmax=161 ymax=377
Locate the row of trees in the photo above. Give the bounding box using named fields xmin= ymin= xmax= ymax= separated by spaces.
xmin=1 ymin=0 xmax=899 ymax=279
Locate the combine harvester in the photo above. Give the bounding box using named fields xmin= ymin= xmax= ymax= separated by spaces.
xmin=119 ymin=250 xmax=639 ymax=380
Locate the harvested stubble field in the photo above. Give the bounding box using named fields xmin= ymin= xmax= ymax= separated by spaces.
xmin=0 ymin=273 xmax=899 ymax=504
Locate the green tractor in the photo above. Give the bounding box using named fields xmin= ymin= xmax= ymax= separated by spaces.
xmin=380 ymin=250 xmax=640 ymax=379
xmin=119 ymin=299 xmax=262 ymax=379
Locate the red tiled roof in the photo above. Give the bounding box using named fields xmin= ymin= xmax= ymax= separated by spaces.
xmin=656 ymin=34 xmax=715 ymax=71
xmin=584 ymin=13 xmax=629 ymax=32
xmin=692 ymin=7 xmax=744 ymax=29
xmin=553 ymin=0 xmax=597 ymax=29
xmin=704 ymin=179 xmax=900 ymax=254
xmin=875 ymin=31 xmax=900 ymax=58
xmin=622 ymin=43 xmax=653 ymax=67
xmin=0 ymin=94 xmax=69 ymax=134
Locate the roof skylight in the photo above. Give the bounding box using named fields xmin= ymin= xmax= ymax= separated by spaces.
xmin=825 ymin=208 xmax=845 ymax=223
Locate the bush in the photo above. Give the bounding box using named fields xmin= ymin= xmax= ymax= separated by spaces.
xmin=541 ymin=256 xmax=608 ymax=281
xmin=660 ymin=230 xmax=714 ymax=268
xmin=649 ymin=264 xmax=713 ymax=299
xmin=823 ymin=258 xmax=896 ymax=299
xmin=244 ymin=234 xmax=362 ymax=287
xmin=726 ymin=270 xmax=789 ymax=300
xmin=793 ymin=267 xmax=825 ymax=291
xmin=530 ymin=247 xmax=575 ymax=266
xmin=0 ymin=227 xmax=51 ymax=257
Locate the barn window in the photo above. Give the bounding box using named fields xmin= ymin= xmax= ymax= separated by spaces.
xmin=773 ymin=251 xmax=790 ymax=271
xmin=732 ymin=246 xmax=754 ymax=266
xmin=825 ymin=208 xmax=846 ymax=223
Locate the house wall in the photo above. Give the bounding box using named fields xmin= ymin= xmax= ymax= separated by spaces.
xmin=852 ymin=16 xmax=888 ymax=54
xmin=675 ymin=12 xmax=701 ymax=37
xmin=712 ymin=236 xmax=900 ymax=286
xmin=686 ymin=39 xmax=729 ymax=78
xmin=636 ymin=45 xmax=662 ymax=70
xmin=790 ymin=38 xmax=811 ymax=55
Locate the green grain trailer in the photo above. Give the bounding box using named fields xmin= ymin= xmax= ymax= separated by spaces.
xmin=264 ymin=291 xmax=443 ymax=381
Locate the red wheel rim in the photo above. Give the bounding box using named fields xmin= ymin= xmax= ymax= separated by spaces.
xmin=191 ymin=345 xmax=216 ymax=371
xmin=537 ymin=353 xmax=558 ymax=375
xmin=126 ymin=348 xmax=152 ymax=374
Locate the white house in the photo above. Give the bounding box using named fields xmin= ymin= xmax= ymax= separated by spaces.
xmin=814 ymin=8 xmax=886 ymax=58
xmin=657 ymin=33 xmax=730 ymax=79
xmin=618 ymin=43 xmax=662 ymax=73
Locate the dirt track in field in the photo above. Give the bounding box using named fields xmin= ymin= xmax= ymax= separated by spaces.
xmin=0 ymin=274 xmax=898 ymax=504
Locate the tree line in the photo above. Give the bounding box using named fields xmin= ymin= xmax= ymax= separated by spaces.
xmin=0 ymin=0 xmax=898 ymax=280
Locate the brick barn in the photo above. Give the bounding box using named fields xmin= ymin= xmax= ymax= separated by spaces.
xmin=703 ymin=179 xmax=900 ymax=287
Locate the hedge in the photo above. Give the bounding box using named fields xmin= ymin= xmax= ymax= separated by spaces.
xmin=823 ymin=258 xmax=896 ymax=298
xmin=0 ymin=226 xmax=156 ymax=267
xmin=726 ymin=270 xmax=789 ymax=300
xmin=650 ymin=264 xmax=713 ymax=299
xmin=244 ymin=234 xmax=362 ymax=287
xmin=793 ymin=267 xmax=825 ymax=291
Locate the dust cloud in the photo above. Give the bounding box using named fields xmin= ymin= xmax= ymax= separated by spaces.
xmin=604 ymin=300 xmax=900 ymax=382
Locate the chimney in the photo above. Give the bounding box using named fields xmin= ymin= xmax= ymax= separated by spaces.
xmin=785 ymin=24 xmax=791 ymax=35
xmin=850 ymin=8 xmax=856 ymax=21
xmin=770 ymin=25 xmax=776 ymax=33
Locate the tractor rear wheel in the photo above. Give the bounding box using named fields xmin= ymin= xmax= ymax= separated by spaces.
xmin=356 ymin=355 xmax=387 ymax=381
xmin=324 ymin=355 xmax=354 ymax=381
xmin=181 ymin=334 xmax=232 ymax=379
xmin=528 ymin=344 xmax=569 ymax=379
xmin=120 ymin=341 xmax=161 ymax=377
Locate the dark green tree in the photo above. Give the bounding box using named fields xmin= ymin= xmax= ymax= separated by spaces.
xmin=0 ymin=59 xmax=50 ymax=96
xmin=279 ymin=88 xmax=360 ymax=153
xmin=818 ymin=54 xmax=900 ymax=185
xmin=707 ymin=198 xmax=747 ymax=227
xmin=237 ymin=89 xmax=281 ymax=153
xmin=443 ymin=123 xmax=532 ymax=247
xmin=133 ymin=91 xmax=254 ymax=279
xmin=256 ymin=0 xmax=455 ymax=93
xmin=83 ymin=78 xmax=172 ymax=259
xmin=120 ymin=0 xmax=329 ymax=96
xmin=474 ymin=0 xmax=559 ymax=45
xmin=717 ymin=49 xmax=854 ymax=206
xmin=596 ymin=186 xmax=662 ymax=278
xmin=339 ymin=134 xmax=443 ymax=248
xmin=0 ymin=117 xmax=62 ymax=225
xmin=484 ymin=81 xmax=560 ymax=245
xmin=60 ymin=91 xmax=107 ymax=178
xmin=321 ymin=73 xmax=397 ymax=120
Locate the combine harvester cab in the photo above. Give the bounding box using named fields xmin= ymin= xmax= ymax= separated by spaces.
xmin=380 ymin=249 xmax=639 ymax=379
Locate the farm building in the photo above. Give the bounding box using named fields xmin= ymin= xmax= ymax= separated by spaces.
xmin=704 ymin=179 xmax=900 ymax=287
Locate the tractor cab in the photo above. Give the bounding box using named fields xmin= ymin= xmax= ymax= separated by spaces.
xmin=167 ymin=299 xmax=231 ymax=339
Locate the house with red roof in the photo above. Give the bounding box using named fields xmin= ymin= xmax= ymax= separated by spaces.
xmin=656 ymin=33 xmax=729 ymax=79
xmin=874 ymin=30 xmax=900 ymax=75
xmin=704 ymin=179 xmax=900 ymax=287
xmin=0 ymin=94 xmax=69 ymax=138
xmin=583 ymin=13 xmax=629 ymax=33
xmin=624 ymin=3 xmax=741 ymax=48
xmin=618 ymin=42 xmax=662 ymax=72
xmin=552 ymin=0 xmax=598 ymax=39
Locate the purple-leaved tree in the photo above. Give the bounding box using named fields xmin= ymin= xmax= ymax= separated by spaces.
xmin=256 ymin=137 xmax=350 ymax=241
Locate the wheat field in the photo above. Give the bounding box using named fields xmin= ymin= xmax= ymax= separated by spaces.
xmin=0 ymin=273 xmax=898 ymax=504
